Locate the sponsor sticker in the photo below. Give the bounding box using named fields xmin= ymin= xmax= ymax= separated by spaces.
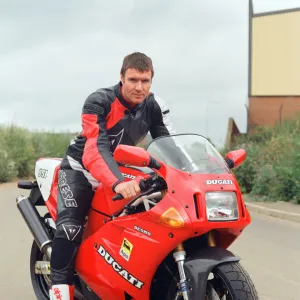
xmin=38 ymin=168 xmax=48 ymax=179
xmin=134 ymin=225 xmax=151 ymax=236
xmin=119 ymin=238 xmax=133 ymax=261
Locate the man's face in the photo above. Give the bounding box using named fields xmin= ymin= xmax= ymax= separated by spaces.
xmin=120 ymin=68 xmax=152 ymax=105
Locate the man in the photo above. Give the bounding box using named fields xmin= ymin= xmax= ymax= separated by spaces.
xmin=49 ymin=52 xmax=176 ymax=299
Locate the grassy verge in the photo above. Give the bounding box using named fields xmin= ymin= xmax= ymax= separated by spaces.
xmin=0 ymin=124 xmax=73 ymax=182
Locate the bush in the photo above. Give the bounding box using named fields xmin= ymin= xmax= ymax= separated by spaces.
xmin=224 ymin=115 xmax=300 ymax=203
xmin=0 ymin=124 xmax=73 ymax=182
xmin=0 ymin=148 xmax=18 ymax=182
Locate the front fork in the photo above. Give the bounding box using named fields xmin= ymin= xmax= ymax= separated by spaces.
xmin=173 ymin=231 xmax=216 ymax=300
xmin=173 ymin=243 xmax=189 ymax=300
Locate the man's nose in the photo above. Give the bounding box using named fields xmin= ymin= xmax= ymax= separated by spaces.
xmin=135 ymin=81 xmax=143 ymax=91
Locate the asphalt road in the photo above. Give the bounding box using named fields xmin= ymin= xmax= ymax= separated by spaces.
xmin=1 ymin=182 xmax=300 ymax=300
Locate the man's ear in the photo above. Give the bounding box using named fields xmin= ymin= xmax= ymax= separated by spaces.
xmin=120 ymin=73 xmax=124 ymax=84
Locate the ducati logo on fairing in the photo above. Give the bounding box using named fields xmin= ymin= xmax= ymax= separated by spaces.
xmin=97 ymin=245 xmax=144 ymax=289
xmin=206 ymin=180 xmax=233 ymax=185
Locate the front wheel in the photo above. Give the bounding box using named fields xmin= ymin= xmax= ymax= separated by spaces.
xmin=168 ymin=261 xmax=258 ymax=300
xmin=208 ymin=262 xmax=259 ymax=300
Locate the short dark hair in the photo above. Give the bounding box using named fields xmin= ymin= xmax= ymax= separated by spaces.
xmin=121 ymin=52 xmax=154 ymax=78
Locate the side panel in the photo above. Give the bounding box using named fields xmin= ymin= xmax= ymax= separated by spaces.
xmin=75 ymin=198 xmax=193 ymax=300
xmin=35 ymin=158 xmax=62 ymax=201
xmin=45 ymin=164 xmax=61 ymax=220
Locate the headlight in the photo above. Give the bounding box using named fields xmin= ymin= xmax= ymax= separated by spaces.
xmin=205 ymin=192 xmax=238 ymax=221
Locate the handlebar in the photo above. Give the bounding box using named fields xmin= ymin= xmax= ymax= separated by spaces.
xmin=112 ymin=177 xmax=154 ymax=201
xmin=112 ymin=193 xmax=124 ymax=201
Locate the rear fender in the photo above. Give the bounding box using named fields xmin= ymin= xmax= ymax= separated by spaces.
xmin=183 ymin=247 xmax=240 ymax=300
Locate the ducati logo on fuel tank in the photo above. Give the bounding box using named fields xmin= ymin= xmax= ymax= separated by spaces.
xmin=97 ymin=245 xmax=144 ymax=289
xmin=206 ymin=180 xmax=233 ymax=185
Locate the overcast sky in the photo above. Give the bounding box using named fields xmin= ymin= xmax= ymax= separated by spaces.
xmin=1 ymin=0 xmax=300 ymax=147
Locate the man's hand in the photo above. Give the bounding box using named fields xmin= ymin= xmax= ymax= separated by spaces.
xmin=114 ymin=180 xmax=141 ymax=199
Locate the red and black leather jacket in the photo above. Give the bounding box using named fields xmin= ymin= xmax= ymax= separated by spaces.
xmin=66 ymin=82 xmax=175 ymax=191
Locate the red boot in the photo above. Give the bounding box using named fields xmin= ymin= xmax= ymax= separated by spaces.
xmin=49 ymin=285 xmax=74 ymax=300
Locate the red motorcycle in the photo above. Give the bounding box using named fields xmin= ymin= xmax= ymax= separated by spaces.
xmin=16 ymin=134 xmax=258 ymax=300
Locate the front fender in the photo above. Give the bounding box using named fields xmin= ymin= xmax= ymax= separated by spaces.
xmin=183 ymin=247 xmax=240 ymax=300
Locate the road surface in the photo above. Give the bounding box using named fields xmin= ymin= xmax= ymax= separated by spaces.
xmin=1 ymin=182 xmax=300 ymax=300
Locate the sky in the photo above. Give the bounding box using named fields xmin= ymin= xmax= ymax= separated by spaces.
xmin=1 ymin=0 xmax=300 ymax=147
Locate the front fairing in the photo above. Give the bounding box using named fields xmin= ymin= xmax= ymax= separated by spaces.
xmin=146 ymin=164 xmax=251 ymax=248
xmin=146 ymin=134 xmax=251 ymax=245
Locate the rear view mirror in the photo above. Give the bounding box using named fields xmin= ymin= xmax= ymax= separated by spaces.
xmin=225 ymin=149 xmax=246 ymax=169
xmin=114 ymin=145 xmax=161 ymax=169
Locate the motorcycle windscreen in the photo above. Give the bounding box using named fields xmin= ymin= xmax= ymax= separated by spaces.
xmin=147 ymin=134 xmax=230 ymax=174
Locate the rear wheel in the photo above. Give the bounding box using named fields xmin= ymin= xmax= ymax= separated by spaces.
xmin=30 ymin=213 xmax=87 ymax=300
xmin=30 ymin=240 xmax=51 ymax=300
xmin=30 ymin=240 xmax=86 ymax=300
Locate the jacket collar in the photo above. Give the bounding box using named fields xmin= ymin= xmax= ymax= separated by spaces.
xmin=114 ymin=81 xmax=147 ymax=112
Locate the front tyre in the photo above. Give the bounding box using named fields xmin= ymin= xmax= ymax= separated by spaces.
xmin=167 ymin=261 xmax=259 ymax=300
xmin=208 ymin=262 xmax=259 ymax=300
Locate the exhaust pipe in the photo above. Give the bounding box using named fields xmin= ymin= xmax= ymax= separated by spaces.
xmin=16 ymin=195 xmax=52 ymax=258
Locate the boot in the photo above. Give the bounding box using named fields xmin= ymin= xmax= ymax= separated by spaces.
xmin=49 ymin=284 xmax=74 ymax=300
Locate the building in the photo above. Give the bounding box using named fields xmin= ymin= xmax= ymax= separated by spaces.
xmin=247 ymin=0 xmax=300 ymax=131
xmin=226 ymin=1 xmax=300 ymax=148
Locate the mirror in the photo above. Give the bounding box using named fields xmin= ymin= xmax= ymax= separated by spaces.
xmin=225 ymin=149 xmax=246 ymax=169
xmin=114 ymin=145 xmax=150 ymax=167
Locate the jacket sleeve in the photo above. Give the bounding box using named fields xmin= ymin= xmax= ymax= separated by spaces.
xmin=149 ymin=95 xmax=176 ymax=139
xmin=81 ymin=92 xmax=125 ymax=191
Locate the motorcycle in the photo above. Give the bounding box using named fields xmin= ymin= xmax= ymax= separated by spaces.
xmin=16 ymin=133 xmax=258 ymax=300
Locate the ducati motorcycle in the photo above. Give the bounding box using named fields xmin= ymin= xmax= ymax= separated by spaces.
xmin=16 ymin=133 xmax=258 ymax=300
